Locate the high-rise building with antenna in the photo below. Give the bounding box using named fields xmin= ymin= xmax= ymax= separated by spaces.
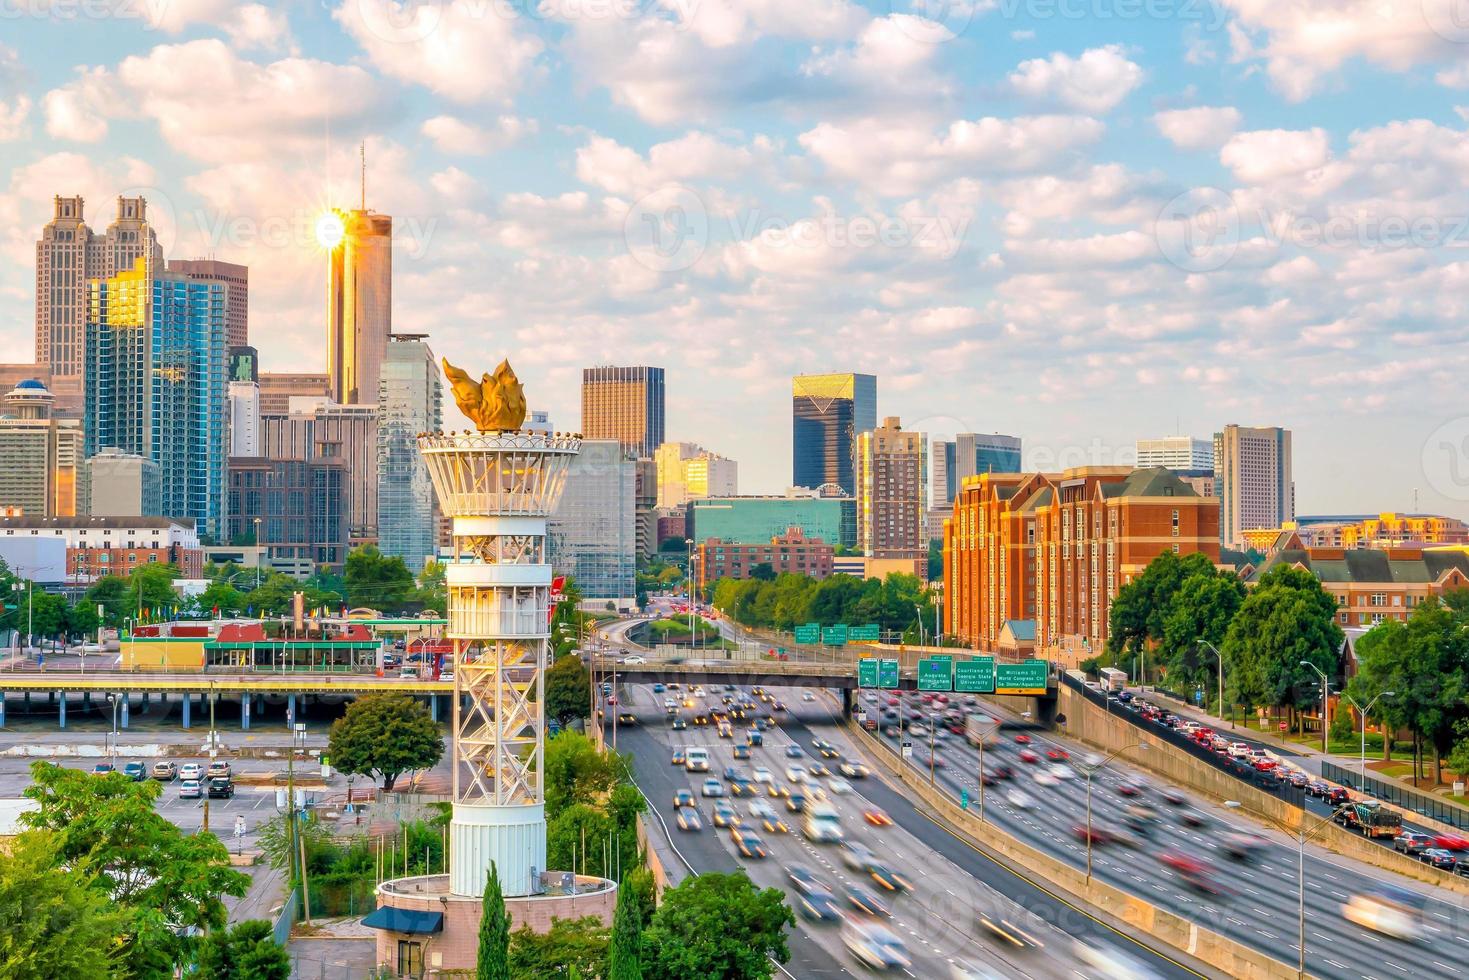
xmin=326 ymin=144 xmax=392 ymax=406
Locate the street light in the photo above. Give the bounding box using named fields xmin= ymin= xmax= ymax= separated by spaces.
xmin=1299 ymin=661 xmax=1329 ymax=752
xmin=969 ymin=714 xmax=1001 ymax=820
xmin=105 ymin=693 xmax=119 ymax=768
xmin=253 ymin=518 xmax=264 ymax=588
xmin=1225 ymin=801 xmax=1334 ymax=980
xmin=1072 ymin=740 xmax=1148 ymax=882
xmin=913 ymin=605 xmax=926 ymax=647
xmin=683 ymin=538 xmax=696 ymax=647
xmin=1341 ymin=690 xmax=1394 ymax=781
xmin=1199 ymin=639 xmax=1229 ymax=729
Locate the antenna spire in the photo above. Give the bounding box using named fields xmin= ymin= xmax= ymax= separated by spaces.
xmin=360 ymin=141 xmax=366 ymax=211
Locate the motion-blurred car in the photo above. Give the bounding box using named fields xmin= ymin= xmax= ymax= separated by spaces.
xmin=670 ymin=748 xmax=686 ymax=766
xmin=673 ymin=789 xmax=695 ymax=808
xmin=840 ymin=841 xmax=877 ymax=871
xmin=733 ymin=743 xmax=751 ymax=760
xmin=839 ymin=761 xmax=870 ymax=779
xmin=1221 ymin=832 xmax=1268 ymax=862
xmin=731 ymin=827 xmax=768 ymax=859
xmin=1045 ymin=748 xmax=1069 ymax=762
xmin=786 ymin=792 xmax=808 ymax=813
xmin=1341 ymin=887 xmax=1425 ymax=941
xmin=1013 ymin=734 xmax=1032 ymax=745
xmin=676 ymin=807 xmax=702 ymax=832
xmin=1117 ymin=781 xmax=1143 ymax=797
xmin=977 ymin=915 xmax=1044 ymax=950
xmin=863 ymin=808 xmax=894 ymax=827
xmin=842 ymin=919 xmax=911 ymax=971
xmin=712 ymin=801 xmax=740 ymax=828
xmin=1160 ymin=850 xmax=1225 ymax=894
xmin=1018 ymin=749 xmax=1041 ymax=765
xmin=701 ymin=778 xmax=725 ymax=798
xmin=748 ymin=800 xmax=788 ymax=833
xmin=671 ymin=717 xmax=687 ymax=731
xmin=798 ymin=887 xmax=843 ymax=922
xmin=784 ymin=744 xmax=804 ymax=758
xmin=865 ymin=861 xmax=912 ymax=892
xmin=752 ymin=766 xmax=773 ymax=784
xmin=808 ymin=762 xmax=829 ymax=778
xmin=828 ymin=777 xmax=853 ymax=795
xmin=787 ymin=865 xmax=826 ymax=894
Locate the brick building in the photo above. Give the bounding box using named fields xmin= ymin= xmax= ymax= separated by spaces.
xmin=944 ymin=466 xmax=1220 ymax=655
xmin=0 ymin=515 xmax=202 ymax=581
xmin=694 ymin=528 xmax=834 ymax=583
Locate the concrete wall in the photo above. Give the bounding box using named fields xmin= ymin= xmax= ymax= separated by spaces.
xmin=849 ymin=721 xmax=1295 ymax=980
xmin=1057 ymin=686 xmax=1469 ymax=897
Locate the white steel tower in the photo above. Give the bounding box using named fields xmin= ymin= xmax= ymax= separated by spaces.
xmin=419 ymin=427 xmax=580 ymax=897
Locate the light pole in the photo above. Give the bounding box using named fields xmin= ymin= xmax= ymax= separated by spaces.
xmin=970 ymin=715 xmax=999 ymax=820
xmin=1199 ymin=639 xmax=1228 ymax=729
xmin=913 ymin=605 xmax=926 ymax=647
xmin=1342 ymin=691 xmax=1394 ymax=780
xmin=1072 ymin=740 xmax=1148 ymax=882
xmin=683 ymin=538 xmax=696 ymax=647
xmin=1299 ymin=661 xmax=1329 ymax=752
xmin=253 ymin=518 xmax=263 ymax=588
xmin=106 ymin=693 xmax=119 ymax=768
xmin=1225 ymin=801 xmax=1333 ymax=980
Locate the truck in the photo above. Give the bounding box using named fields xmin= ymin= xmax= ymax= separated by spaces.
xmin=1098 ymin=667 xmax=1128 ymax=692
xmin=803 ymin=801 xmax=844 ymax=843
xmin=965 ymin=714 xmax=1000 ymax=748
xmin=1333 ymin=800 xmax=1403 ymax=839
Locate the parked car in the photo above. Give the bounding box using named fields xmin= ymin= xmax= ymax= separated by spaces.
xmin=151 ymin=761 xmax=178 ymax=781
xmin=92 ymin=763 xmax=114 ymax=775
xmin=207 ymin=761 xmax=231 ymax=780
xmin=207 ymin=778 xmax=234 ymax=799
xmin=179 ymin=763 xmax=203 ymax=781
xmin=122 ymin=762 xmax=147 ymax=782
xmin=179 ymin=779 xmax=203 ymax=799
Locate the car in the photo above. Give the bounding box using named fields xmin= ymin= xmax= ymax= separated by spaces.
xmin=816 ymin=742 xmax=840 ymax=759
xmin=1160 ymin=850 xmax=1225 ymax=895
xmin=768 ymin=782 xmax=790 ymax=799
xmin=701 ymin=778 xmax=725 ymax=798
xmin=842 ymin=884 xmax=892 ymax=918
xmin=730 ymin=779 xmax=755 ymax=797
xmin=864 ymin=808 xmax=894 ymax=827
xmin=772 ymin=701 xmax=787 ymax=712
xmin=1422 ymin=848 xmax=1460 ymax=871
xmin=784 ymin=744 xmax=804 ymax=758
xmin=207 ymin=761 xmax=231 ymax=780
xmin=809 ymin=762 xmax=830 ymax=778
xmin=1227 ymin=742 xmax=1252 ymax=758
xmin=798 ymin=887 xmax=843 ymax=923
xmin=724 ymin=765 xmax=743 ymax=781
xmin=1013 ymin=734 xmax=1032 ymax=745
xmin=676 ymin=807 xmax=703 ymax=832
xmin=92 ymin=763 xmax=114 ymax=775
xmin=866 ymin=862 xmax=912 ymax=893
xmin=176 ymin=762 xmax=201 ymax=782
xmin=828 ymin=777 xmax=853 ymax=795
xmin=1046 ymin=764 xmax=1074 ymax=781
xmin=733 ymin=743 xmax=751 ymax=760
xmin=785 ymin=792 xmax=808 ymax=813
xmin=785 ymin=764 xmax=808 ymax=783
xmin=1307 ymin=780 xmax=1330 ymax=798
xmin=991 ymin=764 xmax=1015 ymax=780
xmin=121 ymin=762 xmax=147 ymax=782
xmin=1045 ymin=748 xmax=1069 ymax=762
xmin=1180 ymin=810 xmax=1208 ymax=829
xmin=751 ymin=765 xmax=773 ymax=784
xmin=151 ymin=761 xmax=177 ymax=781
xmin=802 ymin=691 xmax=817 ymax=703
xmin=671 ymin=717 xmax=687 ymax=731
xmin=712 ymin=801 xmax=740 ymax=828
xmin=653 ymin=683 xmax=666 ymax=693
xmin=617 ymin=713 xmax=638 ymax=726
xmin=670 ymin=748 xmax=686 ymax=766
xmin=1327 ymin=787 xmax=1351 ymax=806
xmin=207 ymin=777 xmax=234 ymax=799
xmin=1117 ymin=781 xmax=1143 ymax=797
xmin=1434 ymin=833 xmax=1469 ymax=851
xmin=732 ymin=826 xmax=768 ymax=858
xmin=843 ymin=920 xmax=912 ymax=971
xmin=1071 ymin=824 xmax=1118 ymax=846
xmin=179 ymin=779 xmax=203 ymax=799
xmin=1018 ymin=749 xmax=1041 ymax=765
xmin=716 ymin=724 xmax=733 ymax=739
xmin=840 ymin=761 xmax=870 ymax=779
xmin=841 ymin=840 xmax=878 ymax=871
xmin=1160 ymin=788 xmax=1186 ymax=806
xmin=1033 ymin=771 xmax=1060 ymax=788
xmin=621 ymin=655 xmax=646 ymax=664
xmin=673 ymin=789 xmax=695 ymax=808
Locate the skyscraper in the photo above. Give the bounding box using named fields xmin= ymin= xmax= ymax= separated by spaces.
xmin=792 ymin=372 xmax=876 ymax=495
xmin=85 ymin=257 xmax=228 ymax=537
xmin=0 ymin=379 xmax=83 ymax=518
xmin=167 ymin=258 xmax=248 ymax=349
xmin=1136 ymin=436 xmax=1213 ymax=471
xmin=228 ymin=346 xmax=260 ymax=457
xmin=377 ymin=335 xmax=442 ymax=571
xmin=931 ymin=433 xmax=1023 ymax=509
xmin=1214 ymin=425 xmax=1294 ymax=549
xmin=326 ymin=209 xmax=393 ymax=405
xmin=654 ymin=441 xmax=738 ymax=507
xmin=260 ymin=399 xmax=379 ymax=547
xmin=581 ymin=366 xmax=665 ymax=456
xmin=856 ymin=416 xmax=927 ymax=563
xmin=36 ymin=195 xmax=162 ymax=391
xmin=258 ymin=373 xmax=331 ymax=415
xmin=548 ymin=439 xmax=636 ymax=607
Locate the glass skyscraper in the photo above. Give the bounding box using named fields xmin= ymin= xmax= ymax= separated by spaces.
xmin=791 ymin=373 xmax=877 ymax=496
xmin=934 ymin=433 xmax=1023 ymax=508
xmin=85 ymin=257 xmax=227 ymax=537
xmin=377 ymin=335 xmax=442 ymax=571
xmin=548 ymin=439 xmax=636 ymax=606
xmin=581 ymin=365 xmax=665 ymax=457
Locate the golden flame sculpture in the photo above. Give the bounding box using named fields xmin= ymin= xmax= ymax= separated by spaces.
xmin=442 ymin=357 xmax=528 ymax=431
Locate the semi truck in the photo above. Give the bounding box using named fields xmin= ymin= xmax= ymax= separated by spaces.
xmin=1332 ymin=800 xmax=1403 ymax=839
xmin=1099 ymin=667 xmax=1128 ymax=692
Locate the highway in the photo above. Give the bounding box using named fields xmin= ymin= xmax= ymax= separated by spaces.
xmin=609 ymin=680 xmax=1204 ymax=979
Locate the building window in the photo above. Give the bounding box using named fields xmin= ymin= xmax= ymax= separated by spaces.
xmin=1171 ymin=509 xmax=1179 ymax=537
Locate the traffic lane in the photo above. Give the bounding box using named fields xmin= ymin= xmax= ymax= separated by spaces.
xmin=766 ymin=710 xmax=1203 ymax=979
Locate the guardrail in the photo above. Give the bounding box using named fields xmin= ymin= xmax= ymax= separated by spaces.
xmin=1321 ymin=760 xmax=1469 ymax=830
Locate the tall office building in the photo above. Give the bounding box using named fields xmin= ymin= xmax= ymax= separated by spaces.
xmin=1136 ymin=436 xmax=1213 ymax=472
xmin=85 ymin=257 xmax=228 ymax=537
xmin=227 ymin=456 xmax=348 ymax=569
xmin=86 ymin=447 xmax=162 ymax=518
xmin=376 ymin=335 xmax=441 ymax=571
xmin=0 ymin=380 xmax=83 ymax=518
xmin=36 ymin=195 xmax=162 ymax=391
xmin=326 ymin=209 xmax=393 ymax=406
xmin=792 ymin=373 xmax=876 ymax=496
xmin=932 ymin=433 xmax=1023 ymax=509
xmin=856 ymin=416 xmax=927 ymax=563
xmin=1214 ymin=425 xmax=1294 ymax=549
xmin=261 ymin=398 xmax=379 ymax=547
xmin=581 ymin=366 xmax=665 ymax=456
xmin=548 ymin=439 xmax=636 ymax=607
xmin=654 ymin=441 xmax=738 ymax=507
xmin=167 ymin=259 xmax=248 ymax=348
xmin=228 ymin=346 xmax=261 ymax=457
xmin=259 ymin=373 xmax=331 ymax=415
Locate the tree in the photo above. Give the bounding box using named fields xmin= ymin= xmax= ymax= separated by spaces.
xmin=417 ymin=559 xmax=447 ymax=614
xmin=195 ymin=919 xmax=291 ymax=980
xmin=197 ymin=580 xmax=248 ymax=618
xmin=478 ymin=863 xmax=510 ymax=980
xmin=1158 ymin=569 xmax=1246 ymax=691
xmin=345 ymin=545 xmax=418 ymax=613
xmin=608 ymin=867 xmax=644 ymax=980
xmin=0 ymin=831 xmax=126 ymax=980
xmin=83 ymin=575 xmax=130 ymax=628
xmin=127 ymin=562 xmax=181 ymax=614
xmin=623 ymin=865 xmax=656 ymax=930
xmin=545 ymin=653 xmax=591 ymax=726
xmin=326 ymin=693 xmax=444 ymax=791
xmin=748 ymin=562 xmax=776 ymax=582
xmin=642 ymin=872 xmax=793 ymax=980
xmin=508 ymin=915 xmax=609 ymax=980
xmin=544 ymin=730 xmax=629 ymax=820
xmin=1107 ymin=551 xmax=1219 ymax=666
xmin=20 ymin=762 xmax=249 ymax=976
xmin=547 ymin=804 xmax=612 ymax=878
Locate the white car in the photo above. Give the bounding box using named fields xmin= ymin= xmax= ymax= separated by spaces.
xmin=828 ymin=777 xmax=853 ymax=795
xmin=1007 ymin=790 xmax=1036 ymax=810
xmin=1047 ymin=764 xmax=1074 ymax=781
xmin=785 ymin=764 xmax=808 ymax=784
xmin=701 ymin=778 xmax=724 ymax=797
xmin=1033 ymin=771 xmax=1060 ymax=788
xmin=801 ymin=691 xmax=816 ymax=702
xmin=752 ymin=766 xmax=773 ymax=785
xmin=179 ymin=763 xmax=203 ymax=781
xmin=622 ymin=656 xmax=647 ymax=665
xmin=1227 ymin=742 xmax=1252 ymax=758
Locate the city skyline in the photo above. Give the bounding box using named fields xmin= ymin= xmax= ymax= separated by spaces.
xmin=4 ymin=5 xmax=1469 ymax=517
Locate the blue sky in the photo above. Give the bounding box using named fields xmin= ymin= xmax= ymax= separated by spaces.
xmin=5 ymin=0 xmax=1469 ymax=516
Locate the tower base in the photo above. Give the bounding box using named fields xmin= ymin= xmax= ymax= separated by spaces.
xmin=450 ymin=801 xmax=545 ymax=898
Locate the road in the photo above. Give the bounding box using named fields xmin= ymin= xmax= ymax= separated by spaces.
xmin=610 ymin=680 xmax=1202 ymax=979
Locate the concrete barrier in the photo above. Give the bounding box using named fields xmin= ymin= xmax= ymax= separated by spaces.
xmin=847 ymin=720 xmax=1298 ymax=980
xmin=1056 ymin=686 xmax=1469 ymax=897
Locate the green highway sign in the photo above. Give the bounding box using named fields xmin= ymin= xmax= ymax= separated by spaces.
xmin=954 ymin=657 xmax=995 ymax=693
xmin=959 ymin=789 xmax=969 ymax=810
xmin=793 ymin=623 xmax=821 ymax=644
xmin=878 ymin=659 xmax=900 ymax=689
xmin=917 ymin=657 xmax=953 ymax=692
xmin=848 ymin=624 xmax=881 ymax=642
xmin=995 ymin=659 xmax=1050 ymax=695
xmin=857 ymin=658 xmax=879 ymax=688
xmin=821 ymin=624 xmax=849 ymax=646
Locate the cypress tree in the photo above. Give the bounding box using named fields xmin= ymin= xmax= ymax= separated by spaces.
xmin=477 ymin=863 xmax=510 ymax=980
xmin=607 ymin=877 xmax=644 ymax=980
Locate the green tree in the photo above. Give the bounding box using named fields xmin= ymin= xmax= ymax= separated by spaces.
xmin=0 ymin=831 xmax=127 ymax=980
xmin=240 ymin=573 xmax=300 ymax=617
xmin=545 ymin=653 xmax=591 ymax=726
xmin=27 ymin=591 xmax=67 ymax=641
xmin=195 ymin=919 xmax=291 ymax=980
xmin=197 ymin=580 xmax=248 ymax=617
xmin=1107 ymin=551 xmax=1217 ymax=665
xmin=508 ymin=915 xmax=609 ymax=980
xmin=63 ymin=599 xmax=100 ymax=638
xmin=417 ymin=559 xmax=447 ymax=614
xmin=623 ymin=865 xmax=656 ymax=930
xmin=643 ymin=872 xmax=793 ymax=980
xmin=479 ymin=863 xmax=510 ymax=980
xmin=748 ymin=562 xmax=776 ymax=582
xmin=345 ymin=545 xmax=418 ymax=613
xmin=82 ymin=576 xmax=130 ymax=628
xmin=547 ymin=804 xmax=612 ymax=878
xmin=326 ymin=693 xmax=444 ymax=791
xmin=127 ymin=562 xmax=181 ymax=614
xmin=608 ymin=868 xmax=644 ymax=980
xmin=1158 ymin=568 xmax=1246 ymax=690
xmin=544 ymin=730 xmax=629 ymax=820
xmin=20 ymin=762 xmax=249 ymax=976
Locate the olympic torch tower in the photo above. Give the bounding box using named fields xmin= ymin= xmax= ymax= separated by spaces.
xmin=418 ymin=359 xmax=579 ymax=898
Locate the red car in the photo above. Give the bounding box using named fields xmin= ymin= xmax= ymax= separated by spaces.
xmin=1018 ymin=749 xmax=1041 ymax=764
xmin=1117 ymin=782 xmax=1142 ymax=797
xmin=1251 ymin=758 xmax=1278 ymax=772
xmin=1435 ymin=834 xmax=1469 ymax=851
xmin=1046 ymin=748 xmax=1069 ymax=762
xmin=1072 ymin=824 xmax=1118 ymax=845
xmin=1013 ymin=734 xmax=1032 ymax=745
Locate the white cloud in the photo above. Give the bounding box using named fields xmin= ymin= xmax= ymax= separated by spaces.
xmin=1008 ymin=46 xmax=1143 ymax=114
xmin=573 ymin=132 xmax=781 ymax=199
xmin=146 ymin=0 xmax=293 ymax=50
xmin=1153 ymin=106 xmax=1242 ymax=150
xmin=421 ymin=115 xmax=536 ymax=155
xmin=43 ymin=67 xmax=116 ymax=142
xmin=334 ymin=0 xmax=543 ymax=104
xmin=0 ymin=95 xmax=29 ymax=142
xmin=1220 ymin=128 xmax=1331 ymax=183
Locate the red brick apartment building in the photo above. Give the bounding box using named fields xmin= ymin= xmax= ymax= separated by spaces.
xmin=694 ymin=528 xmax=834 ymax=583
xmin=944 ymin=467 xmax=1221 ymax=655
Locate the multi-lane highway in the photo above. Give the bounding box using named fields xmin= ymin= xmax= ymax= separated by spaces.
xmin=609 ymin=680 xmax=1205 ymax=979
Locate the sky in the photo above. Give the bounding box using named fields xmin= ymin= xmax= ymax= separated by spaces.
xmin=4 ymin=1 xmax=1469 ymax=517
